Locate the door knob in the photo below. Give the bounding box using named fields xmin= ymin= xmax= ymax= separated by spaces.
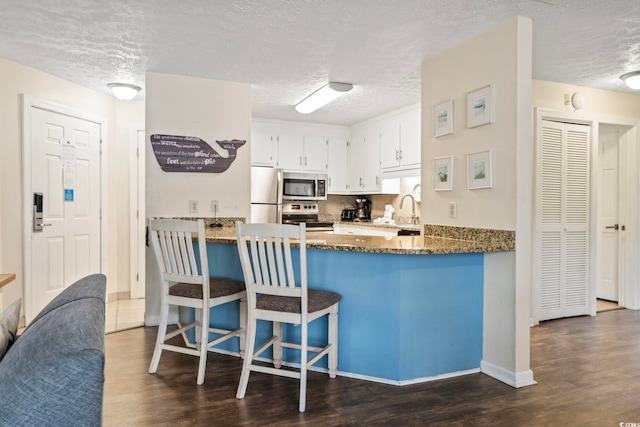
xmin=605 ymin=224 xmax=619 ymax=230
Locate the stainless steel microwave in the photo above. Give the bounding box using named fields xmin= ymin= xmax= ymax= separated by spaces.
xmin=282 ymin=172 xmax=327 ymax=201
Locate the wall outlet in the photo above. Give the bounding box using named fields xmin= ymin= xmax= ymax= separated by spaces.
xmin=449 ymin=202 xmax=457 ymax=218
xmin=211 ymin=200 xmax=219 ymax=213
xmin=190 ymin=200 xmax=198 ymax=213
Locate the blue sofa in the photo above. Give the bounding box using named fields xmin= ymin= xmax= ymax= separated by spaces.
xmin=0 ymin=274 xmax=106 ymax=426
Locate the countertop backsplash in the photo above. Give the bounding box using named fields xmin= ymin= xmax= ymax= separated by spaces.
xmin=320 ymin=176 xmax=422 ymax=224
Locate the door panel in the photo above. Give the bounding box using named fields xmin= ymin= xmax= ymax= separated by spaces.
xmin=536 ymin=120 xmax=590 ymax=321
xmin=29 ymin=106 xmax=101 ymax=320
xmin=597 ymin=133 xmax=619 ymax=301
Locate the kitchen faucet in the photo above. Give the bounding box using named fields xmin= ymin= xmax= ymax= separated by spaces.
xmin=399 ymin=194 xmax=419 ymax=225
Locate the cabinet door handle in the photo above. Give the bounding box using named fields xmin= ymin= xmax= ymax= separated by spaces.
xmin=399 ymin=149 xmax=403 ymax=160
xmin=304 ymin=156 xmax=307 ymax=166
xmin=299 ymin=156 xmax=302 ymax=166
xmin=396 ymin=150 xmax=399 ymax=160
xmin=328 ymin=177 xmax=332 ymax=186
xmin=376 ymin=176 xmax=379 ymax=185
xmin=360 ymin=177 xmax=363 ymax=187
xmin=605 ymin=224 xmax=619 ymax=230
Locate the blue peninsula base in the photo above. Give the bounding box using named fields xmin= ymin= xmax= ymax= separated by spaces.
xmin=188 ymin=243 xmax=484 ymax=384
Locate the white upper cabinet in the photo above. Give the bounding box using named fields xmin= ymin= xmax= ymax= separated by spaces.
xmin=327 ymin=137 xmax=349 ymax=194
xmin=349 ymin=127 xmax=381 ymax=193
xmin=399 ymin=107 xmax=421 ymax=168
xmin=251 ymin=131 xmax=277 ymax=167
xmin=380 ymin=106 xmax=421 ymax=171
xmin=303 ymin=136 xmax=329 ymax=172
xmin=277 ymin=134 xmax=328 ymax=172
xmin=380 ymin=116 xmax=402 ymax=169
xmin=277 ymin=133 xmax=305 ymax=170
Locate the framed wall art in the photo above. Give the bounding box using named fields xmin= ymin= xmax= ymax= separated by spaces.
xmin=433 ymin=99 xmax=454 ymax=137
xmin=467 ymin=85 xmax=493 ymax=128
xmin=433 ymin=156 xmax=454 ymax=191
xmin=467 ymin=150 xmax=493 ymax=189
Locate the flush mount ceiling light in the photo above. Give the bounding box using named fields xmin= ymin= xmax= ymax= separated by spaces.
xmin=295 ymin=82 xmax=353 ymax=114
xmin=107 ymin=82 xmax=141 ymax=101
xmin=620 ymin=71 xmax=640 ymax=90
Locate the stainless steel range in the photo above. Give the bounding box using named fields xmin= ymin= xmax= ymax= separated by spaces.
xmin=282 ymin=202 xmax=333 ymax=231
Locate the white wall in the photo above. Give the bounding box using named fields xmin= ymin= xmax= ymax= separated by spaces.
xmin=144 ymin=71 xmax=252 ymax=324
xmin=0 ymin=56 xmax=140 ymax=309
xmin=145 ymin=72 xmax=252 ymax=218
xmin=421 ymin=16 xmax=534 ymax=387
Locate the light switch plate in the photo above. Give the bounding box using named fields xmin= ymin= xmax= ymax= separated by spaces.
xmin=190 ymin=200 xmax=198 ymax=213
xmin=449 ymin=202 xmax=457 ymax=218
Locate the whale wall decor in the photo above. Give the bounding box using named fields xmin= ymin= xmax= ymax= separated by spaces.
xmin=150 ymin=134 xmax=246 ymax=173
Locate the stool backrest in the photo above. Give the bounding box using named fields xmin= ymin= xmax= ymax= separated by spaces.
xmin=148 ymin=218 xmax=209 ymax=299
xmin=235 ymin=222 xmax=307 ymax=309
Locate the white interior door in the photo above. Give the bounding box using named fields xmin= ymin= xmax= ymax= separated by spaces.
xmin=28 ymin=105 xmax=101 ymax=321
xmin=536 ymin=120 xmax=591 ymax=321
xmin=596 ymin=130 xmax=619 ymax=301
xmin=130 ymin=127 xmax=145 ymax=299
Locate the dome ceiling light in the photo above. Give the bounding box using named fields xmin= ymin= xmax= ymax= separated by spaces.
xmin=107 ymin=82 xmax=142 ymax=101
xmin=620 ymin=71 xmax=640 ymax=90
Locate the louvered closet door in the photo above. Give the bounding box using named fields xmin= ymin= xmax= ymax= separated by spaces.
xmin=537 ymin=120 xmax=590 ymax=321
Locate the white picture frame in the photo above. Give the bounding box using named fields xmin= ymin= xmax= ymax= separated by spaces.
xmin=467 ymin=150 xmax=493 ymax=189
xmin=433 ymin=99 xmax=454 ymax=137
xmin=467 ymin=85 xmax=493 ymax=128
xmin=433 ymin=156 xmax=454 ymax=191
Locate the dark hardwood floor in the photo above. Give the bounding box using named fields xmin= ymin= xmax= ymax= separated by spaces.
xmin=104 ymin=309 xmax=640 ymax=426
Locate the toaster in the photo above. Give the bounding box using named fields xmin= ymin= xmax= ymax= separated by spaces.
xmin=341 ymin=208 xmax=356 ymax=221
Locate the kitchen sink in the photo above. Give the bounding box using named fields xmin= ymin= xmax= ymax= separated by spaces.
xmin=397 ymin=229 xmax=420 ymax=236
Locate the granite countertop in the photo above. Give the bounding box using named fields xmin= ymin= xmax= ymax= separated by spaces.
xmin=203 ymin=226 xmax=511 ymax=255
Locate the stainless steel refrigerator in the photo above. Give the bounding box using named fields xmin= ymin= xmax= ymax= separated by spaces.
xmin=250 ymin=166 xmax=283 ymax=223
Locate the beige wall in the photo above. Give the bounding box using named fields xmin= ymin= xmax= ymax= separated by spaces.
xmin=0 ymin=56 xmax=143 ymax=310
xmin=421 ymin=19 xmax=525 ymax=230
xmin=533 ymin=80 xmax=640 ymax=119
xmin=421 ymin=16 xmax=534 ymax=386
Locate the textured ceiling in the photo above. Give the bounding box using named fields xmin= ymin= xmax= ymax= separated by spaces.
xmin=0 ymin=0 xmax=638 ymax=126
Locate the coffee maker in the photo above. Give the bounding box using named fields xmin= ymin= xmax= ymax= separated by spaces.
xmin=355 ymin=197 xmax=371 ymax=221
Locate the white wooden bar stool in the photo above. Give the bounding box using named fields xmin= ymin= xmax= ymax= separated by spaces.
xmin=148 ymin=218 xmax=246 ymax=385
xmin=235 ymin=221 xmax=341 ymax=412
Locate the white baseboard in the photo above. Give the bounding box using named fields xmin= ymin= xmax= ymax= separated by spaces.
xmin=480 ymin=360 xmax=537 ymax=388
xmin=144 ymin=313 xmax=178 ymax=326
xmin=206 ymin=347 xmax=480 ymax=386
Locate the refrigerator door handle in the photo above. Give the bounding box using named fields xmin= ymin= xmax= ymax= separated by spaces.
xmin=277 ymin=203 xmax=283 ymax=224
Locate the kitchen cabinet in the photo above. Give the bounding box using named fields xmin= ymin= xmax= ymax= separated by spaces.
xmin=277 ymin=134 xmax=328 ymax=173
xmin=276 ymin=133 xmax=304 ymax=170
xmin=251 ymin=131 xmax=277 ymax=167
xmin=327 ymin=137 xmax=349 ymax=194
xmin=349 ymin=129 xmax=380 ymax=193
xmin=303 ymin=136 xmax=329 ymax=172
xmin=380 ymin=106 xmax=421 ymax=171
